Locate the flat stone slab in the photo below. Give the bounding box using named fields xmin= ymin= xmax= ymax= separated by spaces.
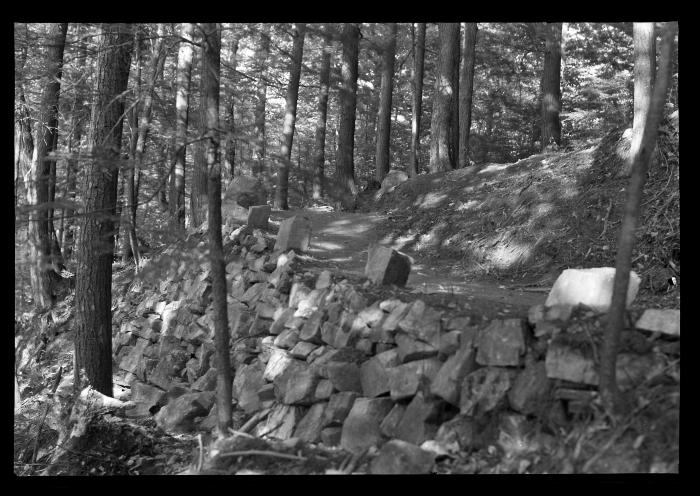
xmin=370 ymin=439 xmax=434 ymax=474
xmin=393 ymin=392 xmax=441 ymax=445
xmin=293 ymin=402 xmax=327 ymax=443
xmin=545 ymin=267 xmax=641 ymax=313
xmin=388 ymin=358 xmax=442 ymax=401
xmin=340 ymin=397 xmax=394 ymax=454
xmin=255 ymin=404 xmax=303 ymax=440
xmin=508 ymin=360 xmax=550 ymax=414
xmin=460 ymin=367 xmax=516 ymax=417
xmin=360 ymin=349 xmax=400 ymax=398
xmin=126 ymin=382 xmax=167 ymax=417
xmin=475 ymin=319 xmax=527 ymax=367
xmin=365 ymin=244 xmax=411 ymax=286
xmin=274 ymin=215 xmax=312 ymax=253
xmin=273 ymin=359 xmax=319 ymax=405
xmin=247 ymin=205 xmax=271 ymax=230
xmin=324 ymin=391 xmax=359 ymax=426
xmin=430 ymin=346 xmax=477 ymax=405
xmin=154 ymin=392 xmax=214 ymax=433
xmin=233 ymin=362 xmax=265 ymax=414
xmin=635 ymin=309 xmax=680 ymax=336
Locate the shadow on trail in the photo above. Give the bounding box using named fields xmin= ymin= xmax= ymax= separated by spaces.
xmin=270 ymin=207 xmax=546 ymax=318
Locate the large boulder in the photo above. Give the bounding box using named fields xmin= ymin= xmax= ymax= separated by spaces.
xmin=274 ymin=216 xmax=312 ymax=253
xmin=224 ymin=175 xmax=267 ymax=209
xmin=545 ymin=267 xmax=640 ymax=313
xmin=365 ymin=244 xmax=411 ymax=286
xmin=375 ymin=170 xmax=408 ymax=199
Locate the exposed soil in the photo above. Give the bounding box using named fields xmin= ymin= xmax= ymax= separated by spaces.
xmin=272 ymin=208 xmax=546 ymax=320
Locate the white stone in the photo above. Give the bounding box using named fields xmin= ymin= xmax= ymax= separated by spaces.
xmin=635 ymin=309 xmax=680 ymax=336
xmin=545 ymin=268 xmax=640 ymax=313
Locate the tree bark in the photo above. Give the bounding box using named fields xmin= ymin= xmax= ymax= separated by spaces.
xmin=629 ymin=22 xmax=656 ymax=174
xmin=172 ymin=23 xmax=195 ymax=232
xmin=223 ymin=27 xmax=242 ymax=182
xmin=374 ymin=23 xmax=397 ymax=183
xmin=200 ymin=23 xmax=232 ymax=434
xmin=252 ymin=24 xmax=271 ymax=194
xmin=312 ymin=27 xmax=332 ymax=201
xmin=450 ymin=26 xmax=460 ymax=167
xmin=408 ymin=23 xmax=426 ymax=178
xmin=599 ymin=22 xmax=675 ymax=414
xmin=540 ymin=22 xmax=563 ymax=151
xmin=429 ymin=23 xmax=459 ymax=173
xmin=459 ymin=23 xmax=478 ymax=168
xmin=124 ymin=23 xmax=167 ymax=265
xmin=75 ymin=23 xmax=133 ymax=396
xmin=27 ymin=22 xmax=68 ymax=310
xmin=337 ymin=23 xmax=360 ymax=197
xmin=191 ymin=39 xmax=209 ymax=227
xmin=276 ymin=23 xmax=306 ymax=210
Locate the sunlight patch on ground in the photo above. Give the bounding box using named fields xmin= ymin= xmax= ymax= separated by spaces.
xmin=311 ymin=240 xmax=345 ymax=251
xmin=456 ymin=199 xmax=480 ymax=212
xmin=383 ymin=233 xmax=417 ymax=251
xmin=414 ymin=191 xmax=447 ymax=209
xmin=531 ymin=202 xmax=554 ymax=218
xmin=487 ymin=241 xmax=533 ymax=269
xmin=479 ymin=163 xmax=510 ymax=175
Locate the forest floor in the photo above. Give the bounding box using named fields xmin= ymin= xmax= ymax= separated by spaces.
xmin=14 ymin=123 xmax=679 ymax=476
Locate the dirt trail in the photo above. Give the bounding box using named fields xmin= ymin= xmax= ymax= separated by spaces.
xmin=272 ymin=207 xmax=546 ymax=319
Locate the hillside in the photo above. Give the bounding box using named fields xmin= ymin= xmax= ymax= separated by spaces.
xmin=358 ymin=119 xmax=679 ymax=311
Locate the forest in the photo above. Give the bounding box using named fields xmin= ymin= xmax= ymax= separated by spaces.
xmin=14 ymin=22 xmax=679 ymax=476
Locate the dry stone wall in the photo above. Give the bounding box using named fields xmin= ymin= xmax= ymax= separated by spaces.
xmin=110 ymin=215 xmax=680 ymax=472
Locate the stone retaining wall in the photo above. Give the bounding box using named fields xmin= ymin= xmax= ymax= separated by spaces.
xmin=110 ymin=217 xmax=679 ymax=469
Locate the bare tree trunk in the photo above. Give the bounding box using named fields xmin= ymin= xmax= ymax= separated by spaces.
xmin=408 ymin=23 xmax=426 ymax=178
xmin=429 ymin=23 xmax=459 ymax=173
xmin=450 ymin=25 xmax=460 ymax=167
xmin=628 ymin=22 xmax=656 ymax=174
xmin=459 ymin=23 xmax=478 ymax=168
xmin=252 ymin=24 xmax=271 ymax=194
xmin=312 ymin=27 xmax=332 ymax=201
xmin=337 ymin=23 xmax=360 ymax=197
xmin=223 ymin=27 xmax=242 ymax=182
xmin=27 ymin=22 xmax=68 ymax=310
xmin=541 ymin=22 xmax=563 ymax=151
xmin=75 ymin=23 xmax=133 ymax=396
xmin=599 ymin=22 xmax=676 ymax=414
xmin=125 ymin=24 xmax=167 ymax=266
xmin=172 ymin=23 xmax=195 ymax=231
xmin=201 ymin=23 xmax=232 ymax=433
xmin=276 ymin=23 xmax=306 ymax=210
xmin=375 ymin=23 xmax=397 ymax=183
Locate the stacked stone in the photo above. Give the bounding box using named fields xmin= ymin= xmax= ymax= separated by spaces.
xmin=110 ymin=218 xmax=680 ymax=474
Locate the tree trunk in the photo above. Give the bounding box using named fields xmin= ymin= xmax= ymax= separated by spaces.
xmin=172 ymin=23 xmax=195 ymax=232
xmin=200 ymin=23 xmax=232 ymax=434
xmin=599 ymin=22 xmax=676 ymax=414
xmin=375 ymin=23 xmax=397 ymax=183
xmin=27 ymin=22 xmax=68 ymax=310
xmin=459 ymin=23 xmax=478 ymax=168
xmin=408 ymin=23 xmax=426 ymax=178
xmin=629 ymin=22 xmax=656 ymax=174
xmin=276 ymin=23 xmax=307 ymax=210
xmin=126 ymin=24 xmax=167 ymax=265
xmin=224 ymin=27 xmax=242 ymax=182
xmin=450 ymin=25 xmax=460 ymax=167
xmin=75 ymin=23 xmax=133 ymax=396
xmin=429 ymin=23 xmax=459 ymax=173
xmin=312 ymin=27 xmax=332 ymax=201
xmin=541 ymin=22 xmax=563 ymax=151
xmin=190 ymin=37 xmax=209 ymax=227
xmin=252 ymin=24 xmax=271 ymax=194
xmin=337 ymin=23 xmax=360 ymax=197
